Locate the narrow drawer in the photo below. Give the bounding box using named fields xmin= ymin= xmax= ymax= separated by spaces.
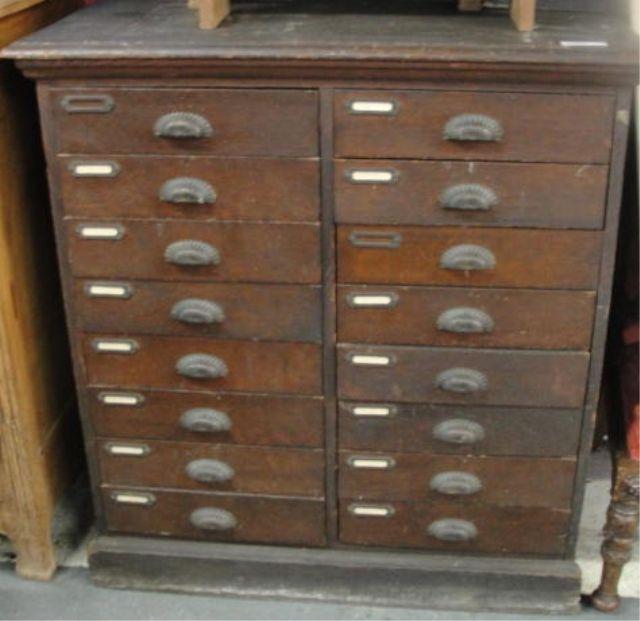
xmin=75 ymin=281 xmax=322 ymax=343
xmin=47 ymin=87 xmax=318 ymax=156
xmin=338 ymin=225 xmax=601 ymax=289
xmin=67 ymin=219 xmax=321 ymax=284
xmin=99 ymin=440 xmax=324 ymax=498
xmin=59 ymin=156 xmax=320 ymax=222
xmin=335 ymin=159 xmax=608 ymax=229
xmin=337 ymin=344 xmax=589 ymax=408
xmin=103 ymin=488 xmax=326 ymax=546
xmin=83 ymin=335 xmax=322 ymax=396
xmin=340 ymin=500 xmax=569 ymax=556
xmin=339 ymin=451 xmax=574 ymax=509
xmin=338 ymin=285 xmax=596 ymax=350
xmin=334 ymin=90 xmax=613 ymax=163
xmin=87 ymin=389 xmax=323 ymax=447
xmin=339 ymin=402 xmax=582 ymax=458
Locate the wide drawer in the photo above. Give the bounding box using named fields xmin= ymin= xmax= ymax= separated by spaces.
xmin=46 ymin=87 xmax=319 ymax=156
xmin=66 ymin=219 xmax=321 ymax=284
xmin=337 ymin=344 xmax=589 ymax=407
xmin=334 ymin=90 xmax=613 ymax=163
xmin=87 ymin=388 xmax=324 ymax=448
xmin=59 ymin=156 xmax=320 ymax=222
xmin=340 ymin=500 xmax=569 ymax=556
xmin=102 ymin=487 xmax=326 ymax=546
xmin=338 ymin=285 xmax=595 ymax=350
xmin=83 ymin=335 xmax=322 ymax=396
xmin=338 ymin=225 xmax=601 ymax=289
xmin=339 ymin=451 xmax=574 ymax=509
xmin=74 ymin=281 xmax=322 ymax=343
xmin=338 ymin=402 xmax=582 ymax=457
xmin=98 ymin=440 xmax=324 ymax=497
xmin=334 ymin=159 xmax=607 ymax=229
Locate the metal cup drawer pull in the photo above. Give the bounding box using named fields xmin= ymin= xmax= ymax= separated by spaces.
xmin=432 ymin=419 xmax=486 ymax=445
xmin=189 ymin=507 xmax=237 ymax=531
xmin=348 ymin=503 xmax=395 ymax=518
xmin=440 ymin=244 xmax=496 ymax=271
xmin=171 ymin=299 xmax=225 ymax=325
xmin=69 ymin=160 xmax=120 ymax=177
xmin=430 ymin=471 xmax=483 ymax=496
xmin=439 ymin=184 xmax=498 ymax=211
xmin=348 ymin=455 xmax=395 ymax=469
xmin=85 ymin=282 xmax=133 ymax=299
xmin=428 ymin=519 xmax=478 ymax=542
xmin=180 ymin=408 xmax=231 ymax=433
xmin=164 ymin=240 xmax=221 ymax=267
xmin=349 ymin=230 xmax=402 ymax=249
xmin=186 ymin=459 xmax=235 ymax=484
xmin=111 ymin=491 xmax=156 ymax=506
xmin=347 ymin=169 xmax=398 ymax=184
xmin=435 ymin=368 xmax=488 ymax=394
xmin=92 ymin=338 xmax=139 ymax=354
xmin=347 ymin=292 xmax=398 ymax=308
xmin=176 ymin=353 xmax=228 ymax=380
xmin=437 ymin=307 xmax=494 ymax=334
xmin=104 ymin=442 xmax=150 ymax=457
xmin=154 ymin=112 xmax=213 ymax=140
xmin=348 ymin=100 xmax=398 ymax=115
xmin=443 ymin=114 xmax=503 ymax=142
xmin=159 ymin=177 xmax=217 ymax=205
xmin=60 ymin=94 xmax=115 ymax=114
xmin=350 ymin=404 xmax=396 ymax=418
xmin=349 ymin=353 xmax=394 ymax=367
xmin=98 ymin=391 xmax=144 ymax=407
xmin=76 ymin=223 xmax=124 ymax=240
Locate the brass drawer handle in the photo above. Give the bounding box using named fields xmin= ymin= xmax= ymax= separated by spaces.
xmin=443 ymin=114 xmax=503 ymax=142
xmin=432 ymin=419 xmax=486 ymax=445
xmin=440 ymin=244 xmax=495 ymax=271
xmin=61 ymin=94 xmax=115 ymax=114
xmin=176 ymin=353 xmax=228 ymax=380
xmin=164 ymin=240 xmax=221 ymax=267
xmin=437 ymin=307 xmax=494 ymax=334
xmin=428 ymin=518 xmax=478 ymax=542
xmin=430 ymin=471 xmax=483 ymax=496
xmin=159 ymin=177 xmax=217 ymax=205
xmin=190 ymin=507 xmax=237 ymax=531
xmin=180 ymin=408 xmax=231 ymax=433
xmin=349 ymin=230 xmax=402 ymax=249
xmin=154 ymin=112 xmax=213 ymax=140
xmin=440 ymin=184 xmax=498 ymax=211
xmin=435 ymin=368 xmax=488 ymax=394
xmin=186 ymin=459 xmax=235 ymax=484
xmin=171 ymin=299 xmax=225 ymax=324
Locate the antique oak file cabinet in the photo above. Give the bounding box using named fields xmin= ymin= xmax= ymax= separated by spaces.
xmin=5 ymin=0 xmax=638 ymax=613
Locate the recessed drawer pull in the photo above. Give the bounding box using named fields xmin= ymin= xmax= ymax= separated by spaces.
xmin=432 ymin=419 xmax=486 ymax=445
xmin=430 ymin=471 xmax=483 ymax=496
xmin=98 ymin=391 xmax=144 ymax=407
xmin=76 ymin=224 xmax=124 ymax=240
xmin=440 ymin=244 xmax=496 ymax=271
xmin=111 ymin=491 xmax=156 ymax=506
xmin=154 ymin=112 xmax=213 ymax=140
xmin=69 ymin=161 xmax=120 ymax=177
xmin=347 ymin=293 xmax=398 ymax=308
xmin=176 ymin=353 xmax=228 ymax=380
xmin=171 ymin=299 xmax=225 ymax=325
xmin=180 ymin=408 xmax=231 ymax=433
xmin=60 ymin=94 xmax=115 ymax=114
xmin=190 ymin=507 xmax=237 ymax=531
xmin=159 ymin=177 xmax=217 ymax=205
xmin=437 ymin=307 xmax=494 ymax=334
xmin=440 ymin=184 xmax=498 ymax=211
xmin=84 ymin=282 xmax=132 ymax=299
xmin=350 ymin=404 xmax=395 ymax=418
xmin=349 ymin=353 xmax=394 ymax=367
xmin=164 ymin=240 xmax=221 ymax=267
xmin=186 ymin=459 xmax=235 ymax=484
xmin=428 ymin=518 xmax=478 ymax=542
xmin=443 ymin=114 xmax=503 ymax=142
xmin=348 ymin=503 xmax=395 ymax=518
xmin=348 ymin=100 xmax=398 ymax=115
xmin=348 ymin=455 xmax=395 ymax=469
xmin=435 ymin=368 xmax=488 ymax=394
xmin=347 ymin=169 xmax=398 ymax=184
xmin=92 ymin=338 xmax=139 ymax=354
xmin=105 ymin=442 xmax=150 ymax=457
xmin=349 ymin=230 xmax=402 ymax=249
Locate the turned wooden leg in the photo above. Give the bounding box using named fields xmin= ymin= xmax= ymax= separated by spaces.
xmin=591 ymin=472 xmax=640 ymax=612
xmin=510 ymin=0 xmax=536 ymax=32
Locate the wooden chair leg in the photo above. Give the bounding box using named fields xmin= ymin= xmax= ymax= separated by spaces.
xmin=197 ymin=0 xmax=230 ymax=29
xmin=510 ymin=0 xmax=536 ymax=32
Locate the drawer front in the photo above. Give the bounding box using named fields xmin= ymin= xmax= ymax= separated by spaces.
xmin=48 ymin=87 xmax=318 ymax=156
xmin=340 ymin=500 xmax=569 ymax=556
xmin=337 ymin=344 xmax=589 ymax=408
xmin=339 ymin=451 xmax=574 ymax=509
xmin=75 ymin=281 xmax=322 ymax=343
xmin=84 ymin=335 xmax=322 ymax=396
xmin=335 ymin=160 xmax=607 ymax=229
xmin=103 ymin=488 xmax=326 ymax=546
xmin=334 ymin=90 xmax=613 ymax=163
xmin=99 ymin=440 xmax=325 ymax=497
xmin=338 ymin=226 xmax=601 ymax=289
xmin=87 ymin=389 xmax=324 ymax=448
xmin=338 ymin=402 xmax=582 ymax=457
xmin=59 ymin=156 xmax=320 ymax=222
xmin=67 ymin=219 xmax=321 ymax=284
xmin=338 ymin=285 xmax=595 ymax=350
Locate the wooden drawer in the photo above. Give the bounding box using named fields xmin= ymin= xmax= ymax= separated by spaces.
xmin=337 ymin=225 xmax=601 ymax=289
xmin=339 ymin=451 xmax=574 ymax=509
xmin=46 ymin=87 xmax=318 ymax=156
xmin=334 ymin=90 xmax=613 ymax=163
xmin=334 ymin=159 xmax=607 ymax=229
xmin=83 ymin=335 xmax=322 ymax=396
xmin=66 ymin=219 xmax=321 ymax=284
xmin=337 ymin=344 xmax=589 ymax=408
xmin=103 ymin=488 xmax=326 ymax=546
xmin=339 ymin=500 xmax=569 ymax=556
xmin=338 ymin=402 xmax=582 ymax=458
xmin=338 ymin=285 xmax=595 ymax=350
xmin=98 ymin=440 xmax=324 ymax=497
xmin=59 ymin=156 xmax=320 ymax=222
xmin=74 ymin=281 xmax=322 ymax=343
